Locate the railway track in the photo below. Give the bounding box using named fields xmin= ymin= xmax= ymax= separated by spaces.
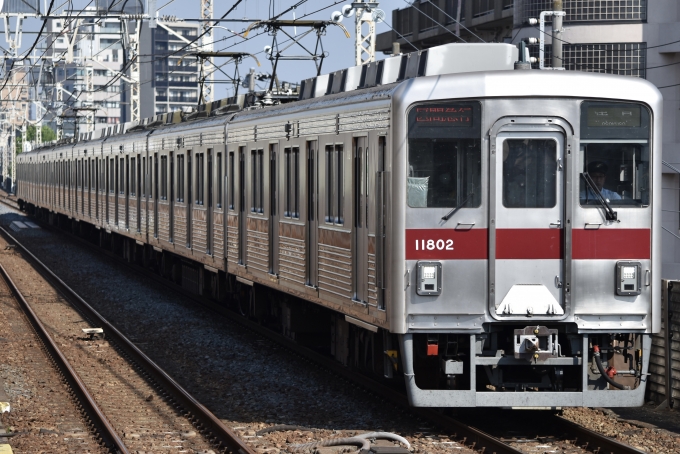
xmin=0 ymin=222 xmax=255 ymax=454
xmin=0 ymin=196 xmax=649 ymax=454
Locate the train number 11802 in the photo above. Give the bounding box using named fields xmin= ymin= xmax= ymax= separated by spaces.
xmin=415 ymin=238 xmax=454 ymax=251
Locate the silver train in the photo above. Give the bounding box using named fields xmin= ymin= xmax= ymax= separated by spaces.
xmin=16 ymin=43 xmax=661 ymax=408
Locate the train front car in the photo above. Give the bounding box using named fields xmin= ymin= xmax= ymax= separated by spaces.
xmin=391 ymin=70 xmax=661 ymax=408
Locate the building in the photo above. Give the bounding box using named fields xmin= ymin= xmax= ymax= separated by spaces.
xmin=377 ymin=0 xmax=680 ymax=277
xmin=376 ymin=0 xmax=514 ymax=53
xmin=44 ymin=13 xmax=125 ymax=136
xmin=139 ymin=20 xmax=200 ymax=118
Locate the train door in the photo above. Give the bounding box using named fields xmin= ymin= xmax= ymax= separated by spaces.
xmin=306 ymin=140 xmax=318 ymax=288
xmin=269 ymin=143 xmax=279 ymax=275
xmin=238 ymin=147 xmax=246 ymax=264
xmin=491 ymin=129 xmax=566 ymax=317
xmin=353 ymin=137 xmax=369 ymax=303
xmin=207 ymin=149 xmax=213 ymax=255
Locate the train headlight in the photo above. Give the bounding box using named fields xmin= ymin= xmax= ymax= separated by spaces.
xmin=416 ymin=261 xmax=442 ymax=296
xmin=616 ymin=261 xmax=641 ymax=296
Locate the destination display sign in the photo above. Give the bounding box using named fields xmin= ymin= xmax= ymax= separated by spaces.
xmin=413 ymin=105 xmax=474 ymax=127
xmin=587 ymin=106 xmax=641 ymax=128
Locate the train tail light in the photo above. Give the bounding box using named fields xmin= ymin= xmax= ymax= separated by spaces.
xmin=416 ymin=261 xmax=442 ymax=296
xmin=616 ymin=261 xmax=641 ymax=296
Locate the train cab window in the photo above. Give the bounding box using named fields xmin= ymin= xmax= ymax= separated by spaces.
xmin=579 ymin=102 xmax=651 ymax=207
xmin=407 ymin=102 xmax=481 ymax=208
xmin=502 ymin=139 xmax=557 ymax=208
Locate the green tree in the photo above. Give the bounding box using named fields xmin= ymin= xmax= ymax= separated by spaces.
xmin=15 ymin=125 xmax=57 ymax=153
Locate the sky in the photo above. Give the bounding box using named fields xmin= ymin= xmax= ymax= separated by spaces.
xmin=7 ymin=0 xmax=400 ymax=101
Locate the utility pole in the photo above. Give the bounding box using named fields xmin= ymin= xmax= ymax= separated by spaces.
xmin=354 ymin=1 xmax=379 ymax=66
xmin=84 ymin=64 xmax=94 ymax=133
xmin=200 ymin=0 xmax=214 ymax=103
xmin=551 ymin=0 xmax=564 ymax=69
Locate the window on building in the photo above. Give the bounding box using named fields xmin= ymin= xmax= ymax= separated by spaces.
xmin=419 ymin=1 xmax=436 ymax=31
xmin=473 ymin=0 xmax=494 ymax=18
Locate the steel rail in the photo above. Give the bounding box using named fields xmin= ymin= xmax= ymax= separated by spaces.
xmin=0 ymin=262 xmax=129 ymax=454
xmin=0 ymin=225 xmax=256 ymax=454
xmin=552 ymin=415 xmax=646 ymax=454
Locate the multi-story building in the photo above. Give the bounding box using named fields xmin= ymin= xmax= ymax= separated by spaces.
xmin=140 ymin=20 xmax=200 ymax=118
xmin=376 ymin=0 xmax=514 ymax=52
xmin=377 ymin=1 xmax=680 ymax=277
xmin=44 ymin=13 xmax=125 ymax=136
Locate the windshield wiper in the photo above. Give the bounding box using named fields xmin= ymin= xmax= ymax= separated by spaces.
xmin=581 ymin=172 xmax=617 ymax=221
xmin=441 ymin=192 xmax=474 ymax=221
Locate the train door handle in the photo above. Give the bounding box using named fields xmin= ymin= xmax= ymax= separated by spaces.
xmin=549 ymin=220 xmax=561 ymax=228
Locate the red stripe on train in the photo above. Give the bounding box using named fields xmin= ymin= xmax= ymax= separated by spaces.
xmin=405 ymin=228 xmax=650 ymax=260
xmin=405 ymin=228 xmax=488 ymax=260
xmin=496 ymin=229 xmax=563 ymax=259
xmin=572 ymin=228 xmax=650 ymax=259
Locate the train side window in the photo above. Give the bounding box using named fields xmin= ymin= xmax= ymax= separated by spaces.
xmin=284 ymin=147 xmax=300 ymax=219
xmin=131 ymin=157 xmax=136 ymax=196
xmin=502 ymin=139 xmax=557 ymax=208
xmin=109 ymin=159 xmax=115 ymax=194
xmin=251 ymin=149 xmax=264 ymax=213
xmin=161 ymin=155 xmax=168 ymax=200
xmin=196 ymin=152 xmax=204 ymax=205
xmin=284 ymin=148 xmax=291 ymax=217
xmin=270 ymin=145 xmax=277 ymax=217
xmin=229 ymin=151 xmax=235 ymax=210
xmin=325 ymin=145 xmax=344 ymax=224
xmin=141 ymin=157 xmax=146 ymax=197
xmin=217 ymin=152 xmax=222 ymax=208
xmin=84 ymin=159 xmax=88 ymax=190
xmin=177 ymin=155 xmax=184 ymax=202
xmin=119 ymin=158 xmax=125 ymax=195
